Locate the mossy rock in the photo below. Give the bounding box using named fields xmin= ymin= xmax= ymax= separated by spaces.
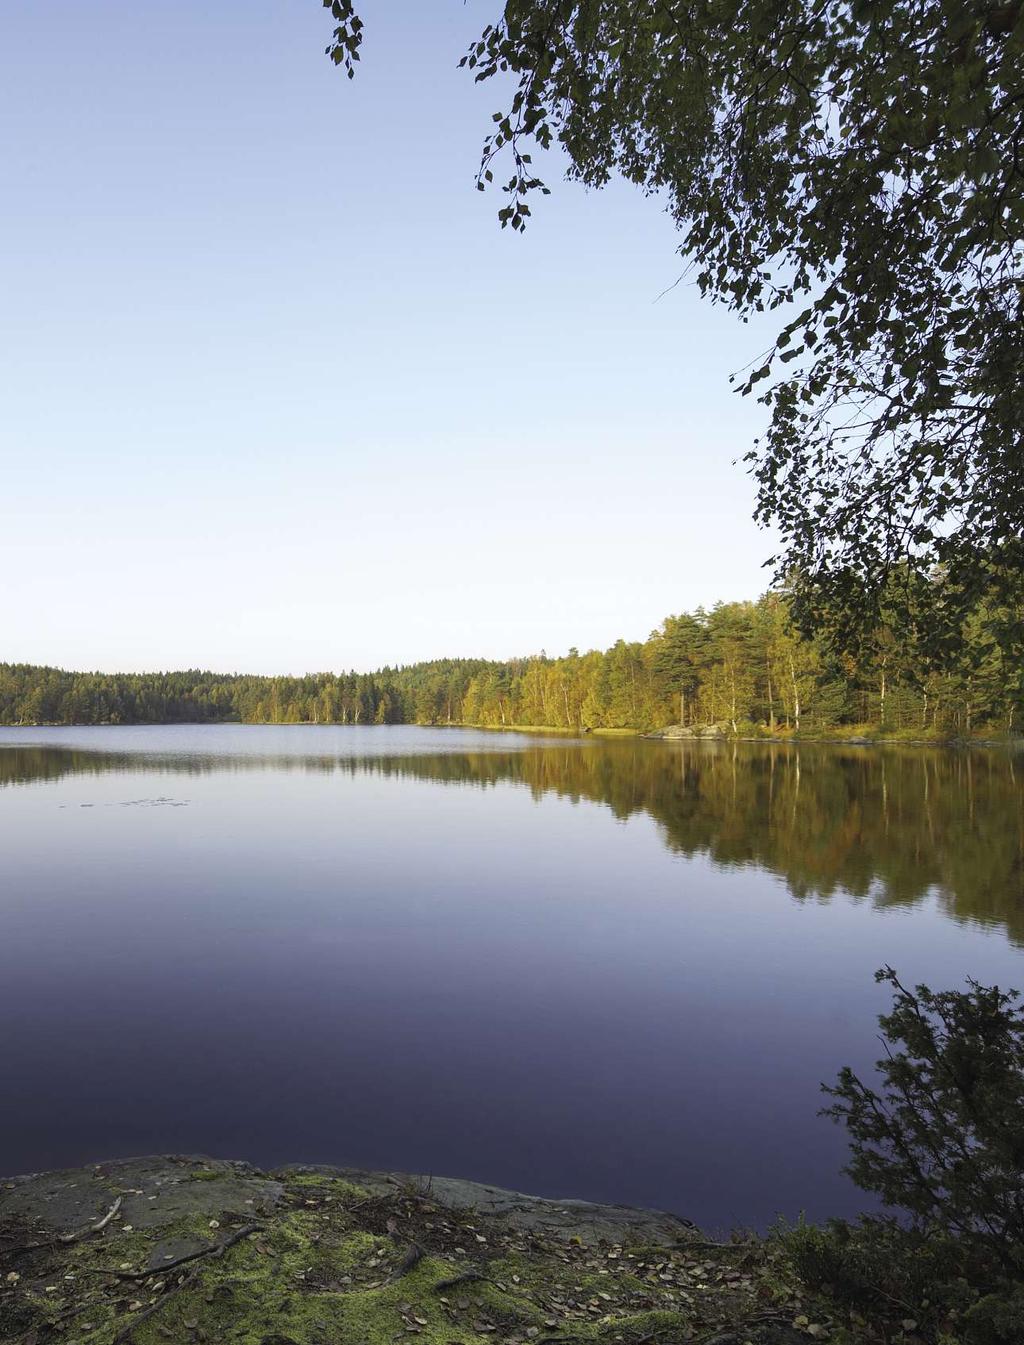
xmin=0 ymin=1157 xmax=814 ymax=1345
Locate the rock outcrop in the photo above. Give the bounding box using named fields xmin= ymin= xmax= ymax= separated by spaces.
xmin=0 ymin=1156 xmax=810 ymax=1345
xmin=642 ymin=723 xmax=730 ymax=740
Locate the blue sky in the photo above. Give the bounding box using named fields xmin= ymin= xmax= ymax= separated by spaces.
xmin=2 ymin=2 xmax=777 ymax=674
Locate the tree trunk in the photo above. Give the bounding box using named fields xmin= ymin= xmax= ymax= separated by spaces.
xmin=766 ymin=658 xmax=775 ymax=732
xmin=729 ymin=667 xmax=738 ymax=734
xmin=879 ymin=665 xmax=887 ymax=727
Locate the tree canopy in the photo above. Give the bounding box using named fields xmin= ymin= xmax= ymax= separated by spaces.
xmin=324 ymin=1 xmax=1024 ymax=658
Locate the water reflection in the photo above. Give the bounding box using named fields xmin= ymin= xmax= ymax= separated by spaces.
xmin=3 ymin=727 xmax=1024 ymax=1229
xmin=4 ymin=738 xmax=1022 ymax=944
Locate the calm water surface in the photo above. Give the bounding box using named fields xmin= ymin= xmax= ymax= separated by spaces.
xmin=1 ymin=725 xmax=1022 ymax=1230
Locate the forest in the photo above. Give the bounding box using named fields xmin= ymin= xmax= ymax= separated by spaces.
xmin=2 ymin=590 xmax=1020 ymax=737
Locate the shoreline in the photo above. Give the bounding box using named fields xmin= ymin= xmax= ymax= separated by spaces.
xmin=0 ymin=1155 xmax=811 ymax=1345
xmin=1 ymin=719 xmax=1021 ymax=751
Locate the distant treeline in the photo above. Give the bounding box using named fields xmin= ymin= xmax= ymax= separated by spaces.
xmin=2 ymin=592 xmax=1021 ymax=735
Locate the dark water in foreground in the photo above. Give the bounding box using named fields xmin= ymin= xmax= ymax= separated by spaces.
xmin=1 ymin=725 xmax=1022 ymax=1230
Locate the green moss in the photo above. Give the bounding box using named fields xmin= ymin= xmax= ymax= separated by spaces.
xmin=1 ymin=1169 xmax=814 ymax=1345
xmin=280 ymin=1173 xmax=369 ymax=1197
xmin=122 ymin=1247 xmax=528 ymax=1345
xmin=603 ymin=1308 xmax=694 ymax=1340
xmin=275 ymin=1173 xmax=374 ymax=1214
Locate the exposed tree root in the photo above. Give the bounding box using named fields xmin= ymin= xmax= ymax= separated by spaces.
xmin=85 ymin=1220 xmax=264 ymax=1281
xmin=3 ymin=1195 xmax=124 ymax=1260
xmin=389 ymin=1241 xmax=425 ymax=1281
xmin=433 ymin=1270 xmax=488 ymax=1292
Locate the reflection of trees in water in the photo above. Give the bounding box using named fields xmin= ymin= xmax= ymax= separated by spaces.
xmin=2 ymin=740 xmax=1021 ymax=945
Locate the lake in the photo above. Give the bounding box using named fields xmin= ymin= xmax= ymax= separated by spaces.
xmin=1 ymin=725 xmax=1021 ymax=1231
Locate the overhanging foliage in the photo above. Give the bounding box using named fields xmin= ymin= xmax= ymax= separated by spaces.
xmin=324 ymin=1 xmax=1024 ymax=658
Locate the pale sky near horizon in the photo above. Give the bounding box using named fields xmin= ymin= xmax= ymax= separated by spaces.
xmin=2 ymin=2 xmax=779 ymax=675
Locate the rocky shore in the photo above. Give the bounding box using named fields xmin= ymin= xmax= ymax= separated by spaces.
xmin=642 ymin=724 xmax=1020 ymax=747
xmin=0 ymin=1156 xmax=815 ymax=1345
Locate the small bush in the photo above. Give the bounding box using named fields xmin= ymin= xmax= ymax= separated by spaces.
xmin=825 ymin=968 xmax=1024 ymax=1272
xmin=962 ymin=1284 xmax=1024 ymax=1345
xmin=784 ymin=1216 xmax=976 ymax=1335
xmin=784 ymin=968 xmax=1024 ymax=1342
